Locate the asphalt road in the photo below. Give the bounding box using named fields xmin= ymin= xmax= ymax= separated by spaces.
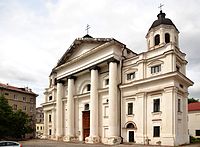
xmin=19 ymin=139 xmax=200 ymax=147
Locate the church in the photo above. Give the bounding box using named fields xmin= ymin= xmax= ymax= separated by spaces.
xmin=42 ymin=10 xmax=193 ymax=146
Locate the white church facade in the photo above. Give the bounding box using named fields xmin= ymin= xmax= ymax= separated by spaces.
xmin=42 ymin=11 xmax=193 ymax=146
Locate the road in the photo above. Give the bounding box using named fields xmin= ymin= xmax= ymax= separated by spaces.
xmin=19 ymin=139 xmax=200 ymax=147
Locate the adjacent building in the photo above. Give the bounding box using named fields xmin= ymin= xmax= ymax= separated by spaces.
xmin=42 ymin=10 xmax=193 ymax=146
xmin=36 ymin=107 xmax=44 ymax=138
xmin=0 ymin=82 xmax=38 ymax=138
xmin=188 ymin=102 xmax=200 ymax=138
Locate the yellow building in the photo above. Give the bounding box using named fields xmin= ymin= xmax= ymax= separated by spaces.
xmin=0 ymin=82 xmax=38 ymax=138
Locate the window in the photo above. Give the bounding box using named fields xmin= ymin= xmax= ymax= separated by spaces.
xmin=49 ymin=114 xmax=51 ymax=122
xmin=49 ymin=96 xmax=52 ymax=101
xmin=23 ymin=106 xmax=26 ymax=111
xmin=127 ymin=72 xmax=135 ymax=80
xmin=153 ymin=99 xmax=160 ymax=112
xmin=30 ymin=106 xmax=33 ymax=112
xmin=165 ymin=33 xmax=170 ymax=43
xmin=127 ymin=123 xmax=134 ymax=128
xmin=40 ymin=126 xmax=43 ymax=130
xmin=105 ymin=79 xmax=109 ymax=85
xmin=30 ymin=98 xmax=34 ymax=103
xmin=86 ymin=84 xmax=91 ymax=91
xmin=84 ymin=104 xmax=89 ymax=111
xmin=13 ymin=104 xmax=17 ymax=110
xmin=153 ymin=126 xmax=160 ymax=137
xmin=14 ymin=95 xmax=17 ymax=100
xmin=151 ymin=65 xmax=161 ymax=74
xmin=128 ymin=103 xmax=133 ymax=115
xmin=37 ymin=126 xmax=39 ymax=130
xmin=178 ymin=99 xmax=181 ymax=112
xmin=23 ymin=97 xmax=26 ymax=102
xmin=196 ymin=130 xmax=200 ymax=136
xmin=154 ymin=34 xmax=160 ymax=45
xmin=49 ymin=129 xmax=51 ymax=135
xmin=4 ymin=93 xmax=9 ymax=96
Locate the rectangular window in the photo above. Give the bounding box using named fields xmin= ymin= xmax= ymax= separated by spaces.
xmin=14 ymin=95 xmax=17 ymax=100
xmin=23 ymin=106 xmax=26 ymax=111
xmin=37 ymin=126 xmax=39 ymax=130
xmin=49 ymin=114 xmax=51 ymax=122
xmin=153 ymin=99 xmax=160 ymax=112
xmin=127 ymin=72 xmax=135 ymax=80
xmin=153 ymin=126 xmax=160 ymax=137
xmin=178 ymin=99 xmax=181 ymax=112
xmin=87 ymin=84 xmax=91 ymax=91
xmin=4 ymin=93 xmax=9 ymax=96
xmin=49 ymin=129 xmax=51 ymax=135
xmin=128 ymin=103 xmax=133 ymax=115
xmin=40 ymin=126 xmax=43 ymax=130
xmin=30 ymin=98 xmax=34 ymax=103
xmin=23 ymin=97 xmax=26 ymax=102
xmin=196 ymin=130 xmax=200 ymax=136
xmin=13 ymin=104 xmax=17 ymax=110
xmin=105 ymin=79 xmax=109 ymax=85
xmin=49 ymin=96 xmax=52 ymax=101
xmin=151 ymin=65 xmax=161 ymax=74
xmin=30 ymin=106 xmax=33 ymax=112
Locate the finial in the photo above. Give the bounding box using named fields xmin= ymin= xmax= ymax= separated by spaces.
xmin=158 ymin=3 xmax=164 ymax=11
xmin=85 ymin=24 xmax=91 ymax=35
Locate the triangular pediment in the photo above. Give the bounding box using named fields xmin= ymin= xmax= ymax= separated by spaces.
xmin=56 ymin=37 xmax=114 ymax=67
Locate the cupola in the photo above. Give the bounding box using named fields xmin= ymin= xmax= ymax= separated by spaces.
xmin=146 ymin=10 xmax=179 ymax=50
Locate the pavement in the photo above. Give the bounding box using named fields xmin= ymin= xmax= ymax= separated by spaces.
xmin=19 ymin=139 xmax=200 ymax=147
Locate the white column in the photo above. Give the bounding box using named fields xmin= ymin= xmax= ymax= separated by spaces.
xmin=43 ymin=110 xmax=48 ymax=138
xmin=86 ymin=67 xmax=99 ymax=143
xmin=56 ymin=82 xmax=64 ymax=139
xmin=109 ymin=61 xmax=118 ymax=137
xmin=66 ymin=77 xmax=75 ymax=141
xmin=106 ymin=60 xmax=121 ymax=145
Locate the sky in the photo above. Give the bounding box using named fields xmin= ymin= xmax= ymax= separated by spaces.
xmin=0 ymin=0 xmax=199 ymax=107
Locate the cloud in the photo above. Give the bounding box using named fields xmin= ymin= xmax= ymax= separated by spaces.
xmin=0 ymin=0 xmax=199 ymax=106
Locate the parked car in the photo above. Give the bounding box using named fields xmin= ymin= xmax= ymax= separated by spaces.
xmin=0 ymin=141 xmax=22 ymax=147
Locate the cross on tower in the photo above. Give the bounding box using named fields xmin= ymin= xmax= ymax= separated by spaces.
xmin=85 ymin=24 xmax=91 ymax=35
xmin=158 ymin=3 xmax=164 ymax=11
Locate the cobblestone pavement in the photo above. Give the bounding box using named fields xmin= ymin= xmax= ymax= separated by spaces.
xmin=19 ymin=139 xmax=200 ymax=147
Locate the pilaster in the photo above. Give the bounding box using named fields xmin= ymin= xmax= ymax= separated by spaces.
xmin=42 ymin=110 xmax=48 ymax=139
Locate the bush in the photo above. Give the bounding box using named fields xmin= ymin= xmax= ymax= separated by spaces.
xmin=190 ymin=136 xmax=200 ymax=143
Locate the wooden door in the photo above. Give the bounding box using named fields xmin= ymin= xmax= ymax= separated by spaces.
xmin=82 ymin=111 xmax=90 ymax=141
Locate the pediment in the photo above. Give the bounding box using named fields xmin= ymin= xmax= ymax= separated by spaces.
xmin=56 ymin=37 xmax=114 ymax=67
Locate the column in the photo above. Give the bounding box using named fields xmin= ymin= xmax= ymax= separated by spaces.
xmin=56 ymin=81 xmax=64 ymax=140
xmin=107 ymin=60 xmax=121 ymax=145
xmin=66 ymin=76 xmax=75 ymax=141
xmin=86 ymin=66 xmax=100 ymax=143
xmin=43 ymin=110 xmax=48 ymax=139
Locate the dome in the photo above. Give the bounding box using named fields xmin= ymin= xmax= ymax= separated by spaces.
xmin=149 ymin=11 xmax=179 ymax=32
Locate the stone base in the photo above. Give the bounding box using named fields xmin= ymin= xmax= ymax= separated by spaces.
xmin=85 ymin=136 xmax=100 ymax=144
xmin=105 ymin=136 xmax=122 ymax=145
xmin=63 ymin=135 xmax=78 ymax=142
xmin=55 ymin=136 xmax=63 ymax=141
xmin=41 ymin=135 xmax=48 ymax=139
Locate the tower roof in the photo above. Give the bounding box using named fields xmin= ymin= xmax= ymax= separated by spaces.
xmin=149 ymin=11 xmax=179 ymax=32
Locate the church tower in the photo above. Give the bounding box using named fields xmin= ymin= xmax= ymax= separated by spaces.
xmin=146 ymin=10 xmax=179 ymax=50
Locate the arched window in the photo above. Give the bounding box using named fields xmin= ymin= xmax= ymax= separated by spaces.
xmin=165 ymin=33 xmax=170 ymax=43
xmin=86 ymin=84 xmax=91 ymax=91
xmin=84 ymin=104 xmax=89 ymax=111
xmin=154 ymin=34 xmax=160 ymax=45
xmin=127 ymin=123 xmax=134 ymax=129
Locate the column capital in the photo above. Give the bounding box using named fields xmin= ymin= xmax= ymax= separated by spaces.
xmin=89 ymin=65 xmax=100 ymax=71
xmin=56 ymin=79 xmax=65 ymax=84
xmin=107 ymin=57 xmax=120 ymax=64
xmin=67 ymin=75 xmax=76 ymax=80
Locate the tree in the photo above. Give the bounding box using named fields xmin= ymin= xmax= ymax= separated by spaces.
xmin=188 ymin=98 xmax=199 ymax=104
xmin=0 ymin=94 xmax=33 ymax=139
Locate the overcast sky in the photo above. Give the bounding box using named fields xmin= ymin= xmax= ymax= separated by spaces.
xmin=0 ymin=0 xmax=199 ymax=107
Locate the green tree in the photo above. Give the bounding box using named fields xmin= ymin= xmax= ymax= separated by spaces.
xmin=188 ymin=98 xmax=199 ymax=104
xmin=0 ymin=94 xmax=33 ymax=139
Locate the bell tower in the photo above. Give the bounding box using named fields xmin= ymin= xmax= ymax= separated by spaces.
xmin=146 ymin=10 xmax=179 ymax=50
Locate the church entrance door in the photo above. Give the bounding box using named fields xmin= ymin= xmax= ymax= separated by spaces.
xmin=82 ymin=111 xmax=90 ymax=141
xmin=128 ymin=131 xmax=134 ymax=142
